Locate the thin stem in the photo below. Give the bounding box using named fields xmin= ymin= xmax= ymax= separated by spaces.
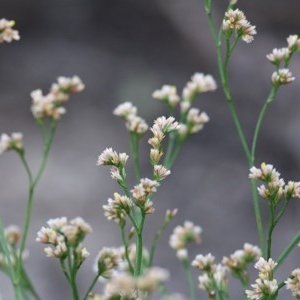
xmin=163 ymin=131 xmax=176 ymax=167
xmin=276 ymin=228 xmax=300 ymax=267
xmin=17 ymin=121 xmax=57 ymax=279
xmin=267 ymin=202 xmax=275 ymax=259
xmin=182 ymin=258 xmax=196 ymax=300
xmin=165 ymin=140 xmax=184 ymax=170
xmin=121 ymin=225 xmax=134 ymax=274
xmin=251 ymin=85 xmax=279 ymax=161
xmin=148 ymin=215 xmax=171 ymax=267
xmin=250 ymin=178 xmax=266 ymax=257
xmin=82 ymin=274 xmax=101 ymax=300
xmin=130 ymin=132 xmax=141 ymax=183
xmin=134 ymin=211 xmax=146 ymax=277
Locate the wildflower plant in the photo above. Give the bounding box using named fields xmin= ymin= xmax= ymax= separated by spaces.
xmin=2 ymin=1 xmax=300 ymax=299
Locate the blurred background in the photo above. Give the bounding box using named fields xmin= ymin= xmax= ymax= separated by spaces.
xmin=1 ymin=0 xmax=300 ymax=298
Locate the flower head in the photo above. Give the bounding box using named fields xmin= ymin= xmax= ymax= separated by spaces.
xmin=31 ymin=76 xmax=84 ymax=119
xmin=169 ymin=221 xmax=202 ymax=251
xmin=271 ymin=68 xmax=295 ymax=85
xmin=0 ymin=19 xmax=20 ymax=43
xmin=152 ymin=85 xmax=180 ymax=107
xmin=0 ymin=132 xmax=23 ymax=154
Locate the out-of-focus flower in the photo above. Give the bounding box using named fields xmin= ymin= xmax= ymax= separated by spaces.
xmin=266 ymin=48 xmax=290 ymax=65
xmin=287 ymin=34 xmax=300 ymax=52
xmin=152 ymin=85 xmax=180 ymax=107
xmin=0 ymin=19 xmax=20 ymax=43
xmin=182 ymin=73 xmax=217 ymax=102
xmin=169 ymin=221 xmax=202 ymax=251
xmin=285 ymin=268 xmax=300 ymax=298
xmin=31 ymin=76 xmax=84 ymax=119
xmin=94 ymin=247 xmax=121 ymax=278
xmin=113 ymin=102 xmax=148 ymax=136
xmin=245 ymin=278 xmax=278 ymax=299
xmin=0 ymin=133 xmax=23 ymax=154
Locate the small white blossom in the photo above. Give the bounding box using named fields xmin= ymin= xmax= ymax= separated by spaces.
xmin=266 ymin=48 xmax=290 ymax=64
xmin=170 ymin=221 xmax=202 ymax=250
xmin=271 ymin=68 xmax=295 ymax=85
xmin=97 ymin=148 xmax=128 ymax=167
xmin=285 ymin=268 xmax=300 ymax=298
xmin=0 ymin=19 xmax=20 ymax=43
xmin=287 ymin=34 xmax=300 ymax=52
xmin=0 ymin=132 xmax=23 ymax=153
xmin=113 ymin=102 xmax=137 ymax=118
xmin=192 ymin=253 xmax=215 ymax=271
xmin=152 ymin=85 xmax=180 ymax=107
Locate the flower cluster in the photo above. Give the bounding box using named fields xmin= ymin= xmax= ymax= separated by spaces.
xmin=169 ymin=221 xmax=202 ymax=259
xmin=0 ymin=18 xmax=20 ymax=43
xmin=113 ymin=102 xmax=148 ymax=136
xmin=222 ymin=243 xmax=261 ymax=284
xmin=245 ymin=257 xmax=278 ymax=299
xmin=131 ymin=178 xmax=159 ymax=214
xmin=222 ymin=9 xmax=256 ymax=43
xmin=192 ymin=253 xmax=228 ymax=299
xmin=266 ymin=35 xmax=300 ymax=85
xmin=103 ymin=192 xmax=133 ymax=225
xmin=152 ymin=85 xmax=180 ymax=108
xmin=101 ymin=267 xmax=169 ymax=299
xmin=285 ymin=268 xmax=300 ymax=298
xmin=31 ymin=76 xmax=85 ymax=119
xmin=0 ymin=132 xmax=23 ymax=154
xmin=152 ymin=73 xmax=214 ymax=140
xmin=36 ymin=217 xmax=92 ymax=261
xmin=249 ymin=162 xmax=300 ymax=202
xmin=94 ymin=247 xmax=121 ymax=279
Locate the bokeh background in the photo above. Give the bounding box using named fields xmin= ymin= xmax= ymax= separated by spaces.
xmin=1 ymin=0 xmax=300 ymax=298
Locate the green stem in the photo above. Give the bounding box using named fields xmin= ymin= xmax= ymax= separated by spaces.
xmin=134 ymin=211 xmax=146 ymax=277
xmin=165 ymin=140 xmax=184 ymax=170
xmin=17 ymin=121 xmax=57 ymax=280
xmin=251 ymin=85 xmax=279 ymax=161
xmin=121 ymin=225 xmax=134 ymax=274
xmin=148 ymin=215 xmax=171 ymax=267
xmin=276 ymin=228 xmax=300 ymax=267
xmin=163 ymin=131 xmax=176 ymax=167
xmin=82 ymin=274 xmax=101 ymax=300
xmin=250 ymin=178 xmax=265 ymax=257
xmin=182 ymin=258 xmax=196 ymax=300
xmin=130 ymin=132 xmax=141 ymax=183
xmin=267 ymin=202 xmax=276 ymax=259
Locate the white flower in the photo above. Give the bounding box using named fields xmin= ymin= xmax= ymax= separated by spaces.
xmin=0 ymin=132 xmax=23 ymax=153
xmin=0 ymin=19 xmax=20 ymax=43
xmin=266 ymin=48 xmax=290 ymax=63
xmin=113 ymin=102 xmax=137 ymax=118
xmin=285 ymin=268 xmax=300 ymax=298
xmin=192 ymin=253 xmax=215 ymax=271
xmin=271 ymin=68 xmax=295 ymax=85
xmin=152 ymin=85 xmax=180 ymax=107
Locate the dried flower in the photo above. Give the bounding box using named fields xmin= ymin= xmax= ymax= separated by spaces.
xmin=192 ymin=253 xmax=215 ymax=272
xmin=245 ymin=278 xmax=278 ymax=299
xmin=287 ymin=34 xmax=300 ymax=52
xmin=153 ymin=165 xmax=171 ymax=181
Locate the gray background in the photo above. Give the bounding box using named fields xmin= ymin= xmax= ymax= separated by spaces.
xmin=1 ymin=0 xmax=300 ymax=298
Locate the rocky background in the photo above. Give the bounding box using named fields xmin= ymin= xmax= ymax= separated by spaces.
xmin=1 ymin=0 xmax=300 ymax=298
